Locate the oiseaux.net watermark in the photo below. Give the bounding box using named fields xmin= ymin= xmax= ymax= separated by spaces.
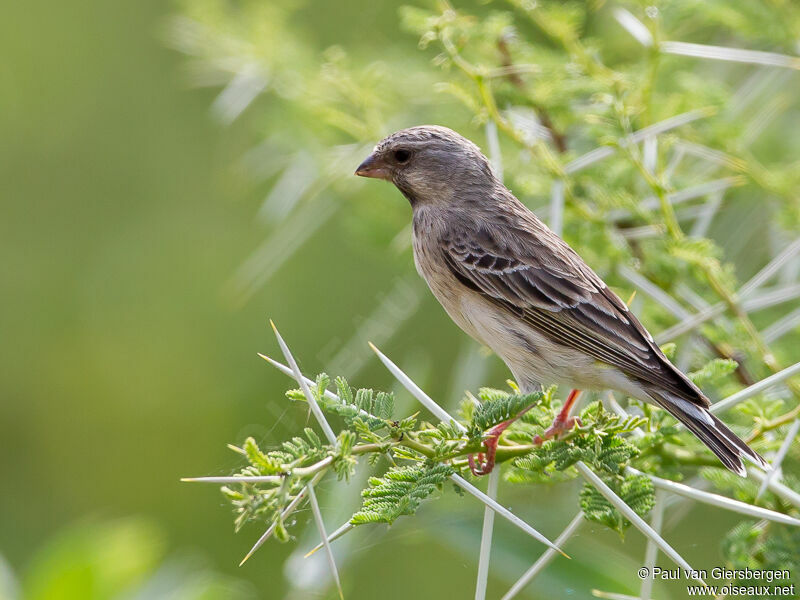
xmin=637 ymin=566 xmax=796 ymax=597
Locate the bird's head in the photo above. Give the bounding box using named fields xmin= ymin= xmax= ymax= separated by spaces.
xmin=355 ymin=125 xmax=497 ymax=206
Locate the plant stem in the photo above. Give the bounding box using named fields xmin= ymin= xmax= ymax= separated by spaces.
xmin=747 ymin=403 xmax=800 ymax=444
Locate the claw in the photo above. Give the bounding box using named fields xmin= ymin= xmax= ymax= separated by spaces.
xmin=532 ymin=415 xmax=582 ymax=445
xmin=468 ymin=403 xmax=537 ymax=476
xmin=532 ymin=389 xmax=583 ymax=446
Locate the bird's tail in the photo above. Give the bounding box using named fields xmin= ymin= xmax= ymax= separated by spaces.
xmin=646 ymin=389 xmax=768 ymax=476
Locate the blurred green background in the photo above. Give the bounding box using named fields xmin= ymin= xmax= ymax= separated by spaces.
xmin=2 ymin=1 xmax=798 ymax=599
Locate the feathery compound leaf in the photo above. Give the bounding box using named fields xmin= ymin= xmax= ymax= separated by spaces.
xmin=593 ymin=436 xmax=640 ymax=474
xmin=314 ymin=373 xmax=330 ymax=403
xmin=579 ymin=400 xmax=648 ymax=436
xmin=668 ymin=237 xmax=723 ymax=269
xmin=280 ymin=428 xmax=327 ymax=463
xmin=580 ymin=474 xmax=655 ymax=537
xmin=243 ymin=437 xmax=284 ymax=474
xmin=374 ymin=391 xmax=395 ymax=419
xmin=688 ymin=358 xmax=738 ymax=386
xmin=334 ymin=376 xmax=354 ymax=406
xmin=722 ymin=519 xmax=800 ymax=575
xmin=289 ymin=373 xmax=391 ymax=431
xmin=469 ymin=391 xmax=543 ymax=436
xmin=332 ymin=430 xmax=358 ymax=481
xmin=513 ymin=439 xmax=590 ymax=477
xmin=512 ymin=400 xmax=642 ymax=481
xmin=350 ymin=463 xmax=454 ymax=525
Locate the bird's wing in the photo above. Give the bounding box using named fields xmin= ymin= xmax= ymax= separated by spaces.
xmin=440 ymin=221 xmax=706 ymax=404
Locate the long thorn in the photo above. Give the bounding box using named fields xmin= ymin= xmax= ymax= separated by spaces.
xmin=747 ymin=468 xmax=800 ymax=509
xmin=450 ymin=474 xmax=568 ymax=557
xmin=182 ymin=475 xmax=283 ymax=484
xmin=756 ymin=418 xmax=800 ymax=501
xmin=307 ymin=482 xmax=344 ymax=600
xmin=271 ymin=321 xmax=337 ymax=444
xmin=369 ymin=342 xmax=466 ymax=432
xmin=257 ymin=353 xmax=379 ymax=422
xmin=305 ymin=522 xmax=355 ymax=558
xmin=575 ymin=462 xmax=707 ymax=588
xmin=564 ymin=110 xmax=710 ymax=174
xmin=474 ymin=469 xmax=500 ymax=600
xmin=660 ymin=41 xmax=800 ymax=70
xmin=626 ymin=468 xmax=800 ymax=527
xmin=739 ymin=237 xmax=800 ymax=297
xmin=501 ymin=511 xmax=583 ymax=600
xmin=711 ymin=361 xmax=800 ymax=414
xmin=638 ymin=490 xmax=664 ymax=600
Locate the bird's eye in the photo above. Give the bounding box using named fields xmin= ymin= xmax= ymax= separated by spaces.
xmin=393 ymin=149 xmax=411 ymax=164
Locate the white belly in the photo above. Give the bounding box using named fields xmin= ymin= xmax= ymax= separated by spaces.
xmin=414 ymin=246 xmax=642 ymax=395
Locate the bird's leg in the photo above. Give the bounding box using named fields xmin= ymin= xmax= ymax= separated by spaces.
xmin=468 ymin=404 xmax=535 ymax=476
xmin=533 ymin=389 xmax=582 ymax=445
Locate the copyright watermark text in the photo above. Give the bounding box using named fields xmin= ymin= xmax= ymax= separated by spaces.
xmin=636 ymin=566 xmax=795 ymax=597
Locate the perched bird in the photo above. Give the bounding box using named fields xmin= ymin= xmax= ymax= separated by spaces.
xmin=355 ymin=125 xmax=767 ymax=476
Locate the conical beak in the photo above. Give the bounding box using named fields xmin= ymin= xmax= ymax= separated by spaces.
xmin=355 ymin=153 xmax=390 ymax=180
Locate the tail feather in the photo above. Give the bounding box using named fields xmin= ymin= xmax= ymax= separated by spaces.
xmin=648 ymin=390 xmax=768 ymax=476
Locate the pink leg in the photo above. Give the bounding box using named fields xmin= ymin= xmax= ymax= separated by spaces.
xmin=532 ymin=389 xmax=582 ymax=446
xmin=468 ymin=404 xmax=535 ymax=476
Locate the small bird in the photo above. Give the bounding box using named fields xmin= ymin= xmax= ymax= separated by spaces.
xmin=356 ymin=125 xmax=767 ymax=476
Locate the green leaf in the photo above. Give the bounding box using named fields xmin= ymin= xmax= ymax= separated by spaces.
xmin=580 ymin=474 xmax=655 ymax=537
xmin=350 ymin=464 xmax=454 ymax=525
xmin=688 ymin=358 xmax=738 ymax=386
xmin=243 ymin=437 xmax=283 ymax=475
xmin=332 ymin=430 xmax=358 ymax=481
xmin=660 ymin=342 xmax=677 ymax=361
xmin=469 ymin=390 xmax=543 ymax=437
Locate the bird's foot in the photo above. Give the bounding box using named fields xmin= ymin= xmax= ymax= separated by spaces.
xmin=467 ymin=404 xmax=535 ymax=476
xmin=468 ymin=451 xmax=493 ymax=476
xmin=468 ymin=426 xmax=503 ymax=476
xmin=532 ymin=415 xmax=582 ymax=446
xmin=532 ymin=389 xmax=582 ymax=446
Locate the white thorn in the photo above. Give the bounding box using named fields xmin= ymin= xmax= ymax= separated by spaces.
xmin=565 ymin=110 xmax=710 ymax=174
xmin=271 ymin=321 xmax=337 ymax=445
xmin=305 ymin=522 xmax=355 ymax=558
xmin=575 ymin=462 xmax=707 ymax=588
xmin=307 ymin=482 xmax=344 ymax=600
xmin=643 ymin=136 xmax=657 ymax=174
xmin=661 ymin=41 xmax=800 ymax=70
xmin=182 ymin=475 xmax=284 ymax=484
xmin=592 ymin=592 xmax=648 ymax=600
xmin=613 ymin=8 xmax=653 ymax=47
xmin=501 ymin=511 xmax=583 ymax=600
xmin=756 ymin=418 xmax=800 ymax=500
xmin=369 ymin=342 xmax=467 ymax=432
xmin=626 ymin=467 xmax=800 ymax=527
xmin=258 ymin=353 xmax=379 ymax=422
xmin=474 ymin=468 xmax=500 ymax=600
xmin=638 ymin=490 xmax=664 ymax=600
xmin=747 ymin=468 xmax=800 ymax=509
xmin=450 ymin=474 xmax=567 ymax=557
xmin=711 ymin=361 xmax=800 ymax=414
xmin=239 ymin=472 xmax=324 ymax=566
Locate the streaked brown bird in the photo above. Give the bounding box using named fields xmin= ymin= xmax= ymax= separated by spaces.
xmin=356 ymin=125 xmax=767 ymax=476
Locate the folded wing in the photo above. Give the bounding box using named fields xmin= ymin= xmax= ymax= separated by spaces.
xmin=440 ymin=218 xmax=707 ymax=406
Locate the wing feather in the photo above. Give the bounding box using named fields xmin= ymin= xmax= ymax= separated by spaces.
xmin=440 ymin=222 xmax=705 ymax=405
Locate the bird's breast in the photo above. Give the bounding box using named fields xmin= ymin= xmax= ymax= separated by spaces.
xmin=411 ymin=221 xmax=487 ymax=345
